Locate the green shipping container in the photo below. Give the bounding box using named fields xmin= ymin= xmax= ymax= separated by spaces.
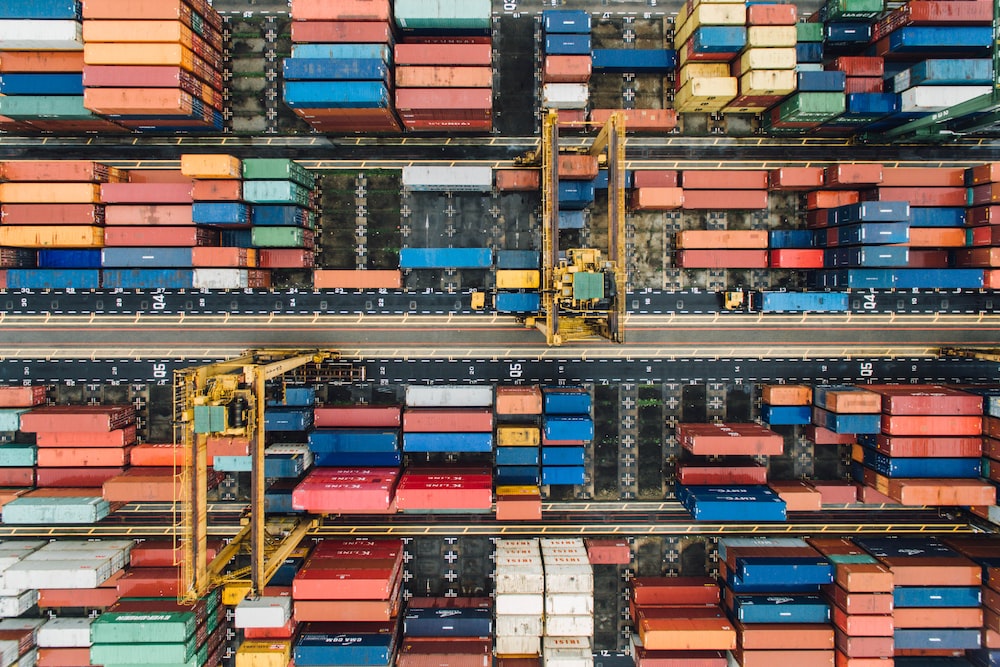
xmin=251 ymin=227 xmax=310 ymax=248
xmin=241 ymin=159 xmax=315 ymax=188
xmin=796 ymin=23 xmax=824 ymax=42
xmin=823 ymin=0 xmax=883 ymax=20
xmin=572 ymin=272 xmax=604 ymax=302
xmin=394 ymin=0 xmax=492 ymax=30
xmin=0 ymin=96 xmax=101 ymax=120
xmin=777 ymin=93 xmax=845 ymax=122
xmin=92 ymin=612 xmax=196 ymax=644
xmin=243 ymin=181 xmax=311 ymax=206
xmin=0 ymin=444 xmax=36 ymax=467
xmin=193 ymin=405 xmax=225 ymax=434
xmin=2 ymin=496 xmax=110 ymax=524
xmin=0 ymin=408 xmax=29 ymax=432
xmin=90 ymin=635 xmax=199 ymax=665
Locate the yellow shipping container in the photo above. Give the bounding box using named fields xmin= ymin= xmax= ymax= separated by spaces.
xmin=740 ymin=70 xmax=797 ymax=96
xmin=722 ymin=103 xmax=772 ymax=113
xmin=675 ymin=3 xmax=747 ymax=41
xmin=496 ymin=270 xmax=540 ymax=290
xmin=180 ymin=154 xmax=242 ymax=179
xmin=496 ymin=485 xmax=542 ymax=497
xmin=739 ymin=48 xmax=797 ymax=72
xmin=83 ymin=42 xmax=195 ymax=69
xmin=235 ymin=641 xmax=292 ymax=667
xmin=0 ymin=182 xmax=101 ymax=204
xmin=82 ymin=20 xmax=196 ymax=46
xmin=674 ymin=77 xmax=738 ymax=112
xmin=677 ymin=63 xmax=731 ymax=87
xmin=0 ymin=226 xmax=103 ymax=248
xmin=497 ymin=425 xmax=541 ymax=447
xmin=747 ymin=26 xmax=798 ymax=48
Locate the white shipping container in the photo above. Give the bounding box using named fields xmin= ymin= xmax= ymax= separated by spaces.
xmin=495 ymin=615 xmax=543 ymax=636
xmin=495 ymin=569 xmax=544 ymax=594
xmin=24 ymin=548 xmax=128 ymax=572
xmin=544 ymin=614 xmax=595 ymax=637
xmin=540 ymin=538 xmax=585 ymax=550
xmin=900 ymin=85 xmax=990 ymax=112
xmin=545 ymin=593 xmax=594 ymax=615
xmin=495 ymin=553 xmax=543 ymax=567
xmin=541 ymin=546 xmax=588 ymax=559
xmin=495 ymin=635 xmax=540 ymax=656
xmin=496 ymin=539 xmax=539 ymax=549
xmin=235 ymin=595 xmax=293 ymax=628
xmin=0 ymin=20 xmax=83 ymax=50
xmin=17 ymin=648 xmax=37 ymax=667
xmin=401 ymin=166 xmax=493 ymax=192
xmin=263 ymin=444 xmax=314 ymax=470
xmin=37 ymin=618 xmax=93 ymax=648
xmin=404 ymin=384 xmax=493 ymax=407
xmin=3 ymin=559 xmax=114 ymax=590
xmin=495 ymin=594 xmax=543 ymax=615
xmin=0 ymin=590 xmax=37 ymax=619
xmin=42 ymin=539 xmax=133 ymax=553
xmin=544 ymin=564 xmax=595 ymax=594
xmin=495 ymin=546 xmax=541 ymax=558
xmin=0 ymin=543 xmax=44 ymax=556
xmin=542 ymin=84 xmax=589 ymax=109
xmin=0 ymin=640 xmax=17 ymax=667
xmin=192 ymin=269 xmax=254 ymax=290
xmin=544 ymin=637 xmax=592 ymax=651
xmin=543 ymin=648 xmax=592 ymax=667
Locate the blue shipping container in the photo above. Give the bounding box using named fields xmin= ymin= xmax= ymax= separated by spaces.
xmin=294 ymin=632 xmax=394 ymax=667
xmin=400 ymin=247 xmax=493 ymax=269
xmin=893 ymin=59 xmax=992 ymax=92
xmin=543 ymin=10 xmax=591 ymax=34
xmin=591 ymin=49 xmax=677 ymax=72
xmin=290 ymin=43 xmax=390 ymax=61
xmin=558 ymin=210 xmax=586 ymax=229
xmin=495 ymin=292 xmax=541 ymax=313
xmin=893 ymin=269 xmax=984 ymax=289
xmin=676 ymin=485 xmax=786 ymax=523
xmin=894 ymin=629 xmax=981 ymax=651
xmin=761 ymin=405 xmax=813 ymax=425
xmin=252 ymin=206 xmax=310 ymax=227
xmin=894 ymin=586 xmax=981 ymax=608
xmin=845 ymin=93 xmax=898 ymax=117
xmin=825 ymin=22 xmax=872 ymax=44
xmin=558 ymin=181 xmax=596 ymax=210
xmin=264 ymin=453 xmax=308 ymax=478
xmin=0 ymin=74 xmax=83 ymax=96
xmin=313 ymin=451 xmax=401 ymax=467
xmin=542 ymin=466 xmax=586 ymax=485
xmin=908 ymin=207 xmax=965 ymax=227
xmin=833 ymin=201 xmax=910 ymax=224
xmin=591 ymin=169 xmax=634 ymax=190
xmin=192 ymin=203 xmax=251 ymax=226
xmin=545 ymin=34 xmax=592 ymax=55
xmin=0 ymin=1 xmax=79 ymax=19
xmin=732 ymin=595 xmax=830 ymax=624
xmin=264 ymin=483 xmax=299 ymax=514
xmin=267 ymin=387 xmax=316 ymax=407
xmin=284 ymin=81 xmax=390 ymax=109
xmin=101 ymin=269 xmax=194 ymax=289
xmin=101 ymin=247 xmax=194 ymax=268
xmin=834 ymin=223 xmax=910 ymax=245
xmin=496 ymin=250 xmax=540 ymax=269
xmin=543 ymin=390 xmax=592 ymax=415
xmin=887 ymin=26 xmax=992 ymax=55
xmin=283 ymin=58 xmax=389 ymax=82
xmin=796 ymin=42 xmax=824 ymax=63
xmin=812 ymin=269 xmax=896 ymax=289
xmin=769 ymin=229 xmax=815 ymax=248
xmin=402 ymin=432 xmax=493 ymax=452
xmin=736 ymin=557 xmax=835 ymax=587
xmin=862 ymin=450 xmax=980 ymax=478
xmin=543 ymin=416 xmax=594 ymax=442
xmin=495 ymin=447 xmax=540 ymax=466
xmin=797 ymin=71 xmax=847 ymax=92
xmin=495 ymin=466 xmax=541 ymax=486
xmin=403 ymin=607 xmax=492 ymax=637
xmin=758 ymin=291 xmax=849 ymax=313
xmin=264 ymin=408 xmax=313 ymax=431
xmin=308 ymin=429 xmax=399 ymax=453
xmin=542 ymin=446 xmax=586 ymax=466
xmin=689 ymin=27 xmax=746 ymax=54
xmin=813 ymin=407 xmax=881 ymax=434
xmin=37 ymin=249 xmax=101 ymax=269
xmin=825 ymin=246 xmax=909 ymax=268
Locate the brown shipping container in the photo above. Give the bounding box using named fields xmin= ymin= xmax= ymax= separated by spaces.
xmin=880 ymin=414 xmax=981 ymax=436
xmin=735 ymin=621 xmax=833 ymax=650
xmin=969 ymin=163 xmax=1000 ymax=185
xmin=633 ymin=171 xmax=679 ymax=188
xmin=970 ymin=225 xmax=1000 ymax=246
xmin=879 ymin=167 xmax=965 ymax=187
xmin=955 ymin=247 xmax=1000 ymax=267
xmin=104 ymin=205 xmax=194 ymax=226
xmin=35 ymin=425 xmax=136 ymax=448
xmin=907 ymin=249 xmax=949 ymax=268
xmin=1 ymin=204 xmax=102 ymax=225
xmin=103 ymin=226 xmax=216 ymax=247
xmin=682 ymin=190 xmax=768 ymax=209
xmin=0 ymin=183 xmax=100 ymax=204
xmin=768 ymin=167 xmax=825 ymax=190
xmin=0 ymin=161 xmax=124 ymax=183
xmin=402 ymin=408 xmax=493 ymax=433
xmin=808 ymin=537 xmax=868 ymax=557
xmin=835 ymin=562 xmax=893 ymax=592
xmin=313 ymin=270 xmax=402 ymax=289
xmin=823 ymin=584 xmax=893 ymax=615
xmin=314 ymin=406 xmax=401 ymax=428
xmin=807 ymin=190 xmax=859 ymax=209
xmin=395 ymin=66 xmax=493 ymax=88
xmin=0 ymin=469 xmax=35 ymax=487
xmin=970 ymin=182 xmax=1000 ymax=205
xmin=126 ymin=170 xmax=193 ymax=184
xmin=495 ymin=386 xmax=543 ymax=415
xmin=682 ymin=170 xmax=768 ymax=190
xmin=631 ymin=188 xmax=684 ymax=210
xmin=544 ymin=55 xmax=592 ymax=83
xmin=894 ymin=607 xmax=982 ymax=629
xmin=0 ymin=226 xmax=103 ymax=249
xmin=294 ymin=599 xmax=398 ymax=623
xmin=0 ymin=386 xmax=47 ymax=408
xmin=589 ymin=108 xmax=679 ymax=131
xmin=0 ymin=51 xmax=85 ymax=73
xmin=677 ymin=459 xmax=768 ymax=485
xmin=290 ymin=0 xmax=390 ymax=21
xmin=103 ymin=469 xmax=180 ymax=502
xmin=805 ymin=425 xmax=857 ymax=445
xmin=558 ymin=155 xmax=600 ymax=180
xmin=257 ymin=249 xmax=313 ymax=269
xmin=677 ymin=249 xmax=769 ymax=268
xmin=191 ymin=180 xmax=242 ymax=201
xmin=762 ymin=384 xmax=812 ymax=406
xmin=495 ymin=170 xmax=540 ymax=191
xmin=291 ymin=21 xmax=393 ymax=44
xmin=825 ymin=164 xmax=883 ymax=187
xmin=394 ymin=44 xmax=492 ymax=66
xmin=207 ymin=436 xmax=250 ymax=459
xmin=191 ymin=247 xmax=256 ymax=268
xmin=101 ymin=182 xmax=192 ymax=204
xmin=676 ymin=230 xmax=769 ymax=249
xmin=729 ymin=647 xmax=834 ymax=667
xmin=35 ymin=467 xmax=125 ymax=487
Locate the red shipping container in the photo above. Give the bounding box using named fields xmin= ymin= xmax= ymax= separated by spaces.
xmin=257 ymin=249 xmax=314 ymax=269
xmin=83 ymin=65 xmax=224 ymax=92
xmin=825 ymin=165 xmax=883 ymax=187
xmin=875 ymin=435 xmax=981 ymax=457
xmin=1 ymin=204 xmax=103 ymax=225
xmin=682 ymin=190 xmax=768 ymax=209
xmin=585 ymin=539 xmax=631 ymax=564
xmin=682 ymin=170 xmax=767 ymax=190
xmin=747 ymin=3 xmax=798 ymax=24
xmin=0 ymin=386 xmax=46 ymax=408
xmin=191 ymin=247 xmax=255 ymax=268
xmin=35 ymin=467 xmax=124 ymax=487
xmin=103 ymin=226 xmax=217 ymax=247
xmin=101 ymin=182 xmax=193 ymax=204
xmin=879 ymin=167 xmax=965 ymax=187
xmin=769 ymin=167 xmax=825 ymax=190
xmin=35 ymin=424 xmax=137 ymax=448
xmin=867 ymin=384 xmax=982 ymax=415
xmin=881 ymin=414 xmax=981 ymax=436
xmin=396 ymin=65 xmax=492 ymax=88
xmin=313 ymin=406 xmax=401 ymax=428
xmin=104 ymin=204 xmax=194 ymax=226
xmin=906 ymin=0 xmax=992 ymax=23
xmin=207 ymin=435 xmax=250 ymax=459
xmin=290 ymin=21 xmax=393 ymax=44
xmin=313 ymin=270 xmax=402 ymax=289
xmin=633 ymin=171 xmax=679 ymax=188
xmin=396 ymin=88 xmax=492 ymax=112
xmin=394 ymin=467 xmax=492 ymax=511
xmin=677 ymin=249 xmax=769 ymax=268
xmin=0 ymin=468 xmax=34 ymax=487
xmin=835 ymin=634 xmax=893 ymax=659
xmin=634 ymin=647 xmax=726 ymax=667
xmin=970 ymin=225 xmax=1000 ymax=246
xmin=831 ymin=57 xmax=884 ymax=77
xmin=676 ymin=459 xmax=768 ymax=485
xmin=986 ymin=270 xmax=1000 ymax=288
xmin=397 ymin=639 xmax=491 ymax=667
xmin=38 ymin=584 xmax=120 ymax=610
xmin=116 ymin=567 xmax=180 ymax=598
xmin=103 ymin=468 xmax=183 ymax=502
xmin=858 ymin=484 xmax=898 ymax=505
xmin=130 ymin=538 xmax=222 ymax=567
xmin=866 ymin=186 xmax=967 ymax=207
xmin=191 ymin=179 xmax=241 ymax=201
xmin=38 ymin=648 xmax=95 ymax=667
xmin=807 ymin=190 xmax=859 ymax=209
xmin=291 ymin=467 xmax=399 ymax=514
xmin=401 ymin=119 xmax=492 ymax=132
xmin=21 ymin=405 xmax=134 ymax=433
xmin=495 ymin=170 xmax=540 ymax=191
xmin=808 ymin=480 xmax=858 ymax=504
xmin=0 ymin=161 xmax=125 ymax=184
xmin=290 ymin=0 xmax=390 ymax=20
xmin=394 ymin=44 xmax=492 ymax=66
xmin=770 ymin=249 xmax=825 ymax=269
xmin=632 ymin=576 xmax=720 ymax=606
xmin=589 ymin=108 xmax=678 ymax=132
xmin=402 ymin=408 xmax=493 ymax=432
xmin=37 ymin=446 xmax=129 ymax=468
xmin=543 ymin=55 xmax=592 ymax=83
xmin=844 ymin=77 xmax=883 ymax=94
xmin=0 ymin=51 xmax=85 ymax=73
xmin=129 ymin=443 xmax=189 ymax=467
xmin=676 ymin=422 xmax=784 ymax=456
xmin=556 ymin=109 xmax=587 ymax=127
xmin=310 ymin=537 xmax=402 ymax=560
xmin=293 ymin=566 xmax=399 ymax=601
xmin=244 ymin=618 xmax=297 ymax=639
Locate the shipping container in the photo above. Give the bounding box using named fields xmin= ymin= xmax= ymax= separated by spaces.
xmin=393 ymin=0 xmax=492 ymax=31
xmin=399 ymin=247 xmax=492 ymax=269
xmin=591 ymin=49 xmax=676 ymax=73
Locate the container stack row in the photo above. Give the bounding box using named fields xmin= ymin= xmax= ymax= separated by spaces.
xmin=729 ymin=4 xmax=799 ymax=115
xmin=541 ymin=10 xmax=592 ymax=114
xmin=80 ymin=0 xmax=226 ymax=132
xmin=399 ymin=597 xmax=492 ymax=667
xmin=494 ymin=250 xmax=542 ymax=314
xmin=962 ymin=164 xmax=1000 ymax=287
xmin=541 ymin=538 xmax=594 ymax=667
xmin=494 ymin=385 xmax=543 ymax=514
xmin=672 ymin=0 xmax=746 ymax=112
xmin=541 ymin=387 xmax=592 ymax=487
xmin=494 ymin=539 xmax=545 ymax=658
xmin=0 ymin=0 xmax=122 ymax=133
xmin=286 ymin=0 xmax=400 ymax=133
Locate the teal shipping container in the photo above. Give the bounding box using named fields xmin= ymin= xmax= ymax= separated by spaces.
xmin=394 ymin=0 xmax=492 ymax=30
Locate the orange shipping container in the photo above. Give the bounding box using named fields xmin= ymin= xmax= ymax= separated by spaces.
xmin=543 ymin=55 xmax=592 ymax=83
xmin=881 ymin=414 xmax=981 ymax=436
xmin=0 ymin=226 xmax=103 ymax=248
xmin=83 ymin=42 xmax=196 ymax=68
xmin=768 ymin=167 xmax=825 ymax=190
xmin=682 ymin=190 xmax=768 ymax=209
xmin=639 ymin=616 xmax=736 ymax=651
xmin=906 ymin=227 xmax=966 ymax=247
xmin=290 ymin=0 xmax=391 ymax=21
xmin=807 ymin=190 xmax=859 ymax=209
xmin=834 ymin=562 xmax=893 ymax=593
xmin=630 ymin=188 xmax=684 ymax=210
xmin=676 ymin=230 xmax=768 ymax=249
xmin=82 ymin=0 xmax=220 ymax=24
xmin=0 ymin=182 xmax=100 ymax=203
xmin=0 ymin=161 xmax=125 ymax=183
xmin=824 ymin=389 xmax=881 ymax=414
xmin=769 ymin=481 xmax=822 ymax=511
xmin=0 ymin=51 xmax=85 ymax=73
xmin=130 ymin=443 xmax=190 ymax=467
xmin=395 ymin=66 xmax=493 ymax=88
xmin=495 ymin=386 xmax=543 ymax=415
xmin=589 ymin=108 xmax=678 ymax=132
xmin=495 ymin=170 xmax=540 ymax=191
xmin=894 ymin=607 xmax=982 ymax=629
xmin=762 ymin=384 xmax=812 ymax=406
xmin=985 ymin=270 xmax=1000 ymax=289
xmin=84 ymin=88 xmax=207 ymax=116
xmin=82 ymin=20 xmax=211 ymax=46
xmin=191 ymin=247 xmax=256 ymax=268
xmin=103 ymin=468 xmax=183 ymax=502
xmin=887 ymin=478 xmax=996 ymax=507
xmin=682 ymin=170 xmax=768 ymax=190
xmin=313 ymin=270 xmax=402 ymax=289
xmin=879 ymin=167 xmax=965 ymax=187
xmin=558 ymin=155 xmax=600 ymax=180
xmin=126 ymin=170 xmax=193 ymax=184
xmin=180 ymin=154 xmax=241 ymax=179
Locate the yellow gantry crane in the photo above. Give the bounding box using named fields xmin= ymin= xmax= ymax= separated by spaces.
xmin=523 ymin=110 xmax=627 ymax=346
xmin=172 ymin=349 xmax=362 ymax=604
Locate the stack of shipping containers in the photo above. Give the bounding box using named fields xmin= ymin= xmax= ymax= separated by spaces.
xmin=672 ymin=0 xmax=745 ymax=112
xmin=541 ymin=11 xmax=591 ymax=115
xmin=541 ymin=387 xmax=592 ymax=487
xmin=728 ymin=3 xmax=798 ymax=114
